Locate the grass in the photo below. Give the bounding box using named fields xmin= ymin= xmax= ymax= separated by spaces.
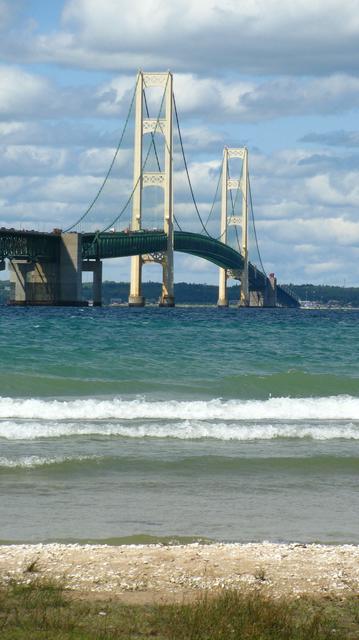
xmin=0 ymin=578 xmax=358 ymax=639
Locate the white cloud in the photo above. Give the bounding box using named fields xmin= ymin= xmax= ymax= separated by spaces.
xmin=0 ymin=66 xmax=51 ymax=119
xmin=1 ymin=0 xmax=359 ymax=285
xmin=2 ymin=65 xmax=359 ymax=126
xmin=1 ymin=0 xmax=359 ymax=77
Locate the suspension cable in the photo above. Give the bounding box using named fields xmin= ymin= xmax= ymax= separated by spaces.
xmin=204 ymin=163 xmax=222 ymax=230
xmin=248 ymin=172 xmax=266 ymax=275
xmin=64 ymin=77 xmax=139 ymax=233
xmin=83 ymin=77 xmax=170 ymax=259
xmin=173 ymin=93 xmax=212 ymax=237
xmin=100 ymin=75 xmax=169 ymax=232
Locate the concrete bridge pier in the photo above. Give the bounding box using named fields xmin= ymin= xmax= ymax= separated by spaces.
xmin=10 ymin=259 xmax=59 ymax=305
xmin=217 ymin=269 xmax=229 ymax=307
xmin=59 ymin=232 xmax=82 ymax=305
xmin=129 ymin=256 xmax=145 ymax=306
xmin=159 ymin=244 xmax=175 ymax=307
xmin=9 ymin=232 xmax=85 ymax=306
xmin=264 ymin=273 xmax=277 ymax=307
xmin=82 ymin=259 xmax=102 ymax=306
xmin=249 ymin=290 xmax=264 ymax=306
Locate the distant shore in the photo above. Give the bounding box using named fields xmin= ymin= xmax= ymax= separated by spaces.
xmin=1 ymin=542 xmax=358 ymax=603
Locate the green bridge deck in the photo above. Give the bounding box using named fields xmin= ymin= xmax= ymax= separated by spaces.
xmin=82 ymin=230 xmax=271 ymax=295
xmin=0 ymin=228 xmax=299 ymax=307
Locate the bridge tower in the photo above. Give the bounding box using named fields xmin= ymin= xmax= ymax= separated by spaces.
xmin=217 ymin=147 xmax=249 ymax=307
xmin=128 ymin=71 xmax=175 ymax=307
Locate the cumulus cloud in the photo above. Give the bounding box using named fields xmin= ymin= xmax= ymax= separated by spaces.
xmin=0 ymin=0 xmax=359 ymax=77
xmin=2 ymin=65 xmax=359 ymax=126
xmin=1 ymin=1 xmax=359 ymax=285
xmin=95 ymin=72 xmax=359 ymax=123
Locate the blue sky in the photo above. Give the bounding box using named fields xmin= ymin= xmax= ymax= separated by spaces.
xmin=1 ymin=0 xmax=359 ymax=285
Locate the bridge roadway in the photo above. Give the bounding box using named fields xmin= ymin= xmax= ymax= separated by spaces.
xmin=0 ymin=228 xmax=299 ymax=307
xmin=84 ymin=231 xmax=298 ymax=306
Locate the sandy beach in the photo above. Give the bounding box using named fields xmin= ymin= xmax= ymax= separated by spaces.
xmin=0 ymin=542 xmax=358 ymax=603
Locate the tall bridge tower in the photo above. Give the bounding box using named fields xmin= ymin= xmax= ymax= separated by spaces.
xmin=217 ymin=147 xmax=249 ymax=307
xmin=128 ymin=71 xmax=175 ymax=307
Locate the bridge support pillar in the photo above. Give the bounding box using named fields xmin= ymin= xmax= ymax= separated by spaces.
xmin=218 ymin=147 xmax=249 ymax=308
xmin=159 ymin=71 xmax=175 ymax=307
xmin=82 ymin=259 xmax=102 ymax=306
xmin=129 ymin=71 xmax=175 ymax=308
xmin=159 ymin=254 xmax=175 ymax=307
xmin=9 ymin=260 xmax=31 ymax=304
xmin=9 ymin=232 xmax=85 ymax=306
xmin=264 ymin=273 xmax=277 ymax=307
xmin=217 ymin=269 xmax=229 ymax=307
xmin=93 ymin=259 xmax=102 ymax=306
xmin=249 ymin=291 xmax=264 ymax=307
xmin=9 ymin=259 xmax=59 ymax=305
xmin=129 ymin=256 xmax=145 ymax=306
xmin=59 ymin=233 xmax=82 ymax=305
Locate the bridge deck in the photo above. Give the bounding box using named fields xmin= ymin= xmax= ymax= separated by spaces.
xmin=0 ymin=228 xmax=299 ymax=306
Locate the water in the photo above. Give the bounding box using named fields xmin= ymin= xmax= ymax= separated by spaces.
xmin=0 ymin=306 xmax=358 ymax=544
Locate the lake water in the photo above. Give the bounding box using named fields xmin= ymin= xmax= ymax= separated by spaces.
xmin=0 ymin=306 xmax=358 ymax=544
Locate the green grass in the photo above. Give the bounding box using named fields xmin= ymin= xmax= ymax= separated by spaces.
xmin=0 ymin=578 xmax=358 ymax=639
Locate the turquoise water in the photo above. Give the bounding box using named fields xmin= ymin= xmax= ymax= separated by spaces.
xmin=0 ymin=306 xmax=358 ymax=543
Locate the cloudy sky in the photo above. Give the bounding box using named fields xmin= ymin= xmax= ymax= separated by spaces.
xmin=1 ymin=0 xmax=359 ymax=285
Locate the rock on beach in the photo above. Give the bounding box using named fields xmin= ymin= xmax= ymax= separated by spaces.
xmin=0 ymin=542 xmax=358 ymax=602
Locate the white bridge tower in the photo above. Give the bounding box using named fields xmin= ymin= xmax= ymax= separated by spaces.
xmin=128 ymin=71 xmax=175 ymax=307
xmin=217 ymin=147 xmax=249 ymax=307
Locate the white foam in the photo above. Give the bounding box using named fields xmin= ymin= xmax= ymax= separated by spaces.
xmin=0 ymin=454 xmax=98 ymax=468
xmin=0 ymin=395 xmax=359 ymax=422
xmin=0 ymin=419 xmax=358 ymax=441
xmin=0 ymin=396 xmax=359 ymax=441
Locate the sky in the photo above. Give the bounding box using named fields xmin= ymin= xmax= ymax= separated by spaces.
xmin=1 ymin=0 xmax=359 ymax=285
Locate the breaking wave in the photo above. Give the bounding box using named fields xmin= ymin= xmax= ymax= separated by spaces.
xmin=0 ymin=395 xmax=358 ymax=440
xmin=0 ymin=395 xmax=359 ymax=422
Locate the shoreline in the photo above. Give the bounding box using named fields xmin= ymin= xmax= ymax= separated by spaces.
xmin=1 ymin=542 xmax=358 ymax=603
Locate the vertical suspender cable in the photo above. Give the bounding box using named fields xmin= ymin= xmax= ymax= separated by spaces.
xmin=173 ymin=94 xmax=212 ymax=237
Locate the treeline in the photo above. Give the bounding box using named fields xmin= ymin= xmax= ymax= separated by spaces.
xmin=82 ymin=281 xmax=241 ymax=304
xmin=86 ymin=281 xmax=359 ymax=306
xmin=1 ymin=279 xmax=359 ymax=305
xmin=287 ymin=284 xmax=359 ymax=306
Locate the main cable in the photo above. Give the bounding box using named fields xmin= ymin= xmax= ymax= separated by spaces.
xmin=204 ymin=163 xmax=222 ymax=230
xmin=65 ymin=76 xmax=138 ymax=233
xmin=248 ymin=172 xmax=266 ymax=276
xmin=173 ymin=93 xmax=212 ymax=237
xmin=83 ymin=77 xmax=170 ymax=259
xmin=101 ymin=76 xmax=169 ymax=232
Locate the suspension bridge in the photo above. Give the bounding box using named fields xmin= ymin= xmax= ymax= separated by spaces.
xmin=0 ymin=71 xmax=298 ymax=308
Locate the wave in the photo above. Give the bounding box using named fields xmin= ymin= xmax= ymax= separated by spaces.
xmin=1 ymin=454 xmax=358 ymax=472
xmin=0 ymin=419 xmax=358 ymax=441
xmin=0 ymin=454 xmax=99 ymax=469
xmin=1 ymin=395 xmax=359 ymax=422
